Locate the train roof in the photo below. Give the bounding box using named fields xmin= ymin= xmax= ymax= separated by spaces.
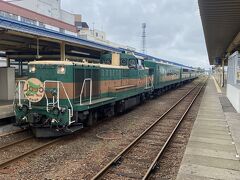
xmin=119 ymin=49 xmax=195 ymax=70
xmin=29 ymin=60 xmax=130 ymax=69
xmin=143 ymin=58 xmax=196 ymax=70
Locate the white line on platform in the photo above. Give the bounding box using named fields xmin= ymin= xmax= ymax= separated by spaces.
xmin=212 ymin=76 xmax=222 ymax=93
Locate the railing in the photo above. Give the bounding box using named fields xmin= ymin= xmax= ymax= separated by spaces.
xmin=80 ymin=78 xmax=92 ymax=105
xmin=44 ymin=81 xmax=74 ymax=125
xmin=145 ymin=75 xmax=154 ymax=89
xmin=16 ymin=80 xmax=25 ymax=107
xmin=15 ymin=80 xmax=32 ymax=109
xmin=15 ymin=80 xmax=74 ymax=125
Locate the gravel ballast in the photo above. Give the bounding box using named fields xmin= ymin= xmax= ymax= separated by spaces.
xmin=0 ymin=80 xmax=201 ymax=180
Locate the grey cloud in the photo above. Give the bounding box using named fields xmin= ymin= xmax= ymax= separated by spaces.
xmin=62 ymin=0 xmax=209 ymax=69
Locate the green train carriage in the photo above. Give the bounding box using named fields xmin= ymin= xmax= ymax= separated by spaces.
xmin=143 ymin=60 xmax=195 ymax=94
xmin=15 ymin=52 xmax=198 ymax=137
xmin=15 ymin=53 xmax=153 ymax=137
xmin=144 ymin=60 xmax=181 ymax=89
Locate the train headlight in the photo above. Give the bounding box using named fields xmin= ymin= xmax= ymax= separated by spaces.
xmin=57 ymin=65 xmax=66 ymax=74
xmin=29 ymin=65 xmax=36 ymax=73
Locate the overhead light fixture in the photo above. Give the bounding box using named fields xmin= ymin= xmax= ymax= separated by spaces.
xmin=70 ymin=50 xmax=90 ymax=56
xmin=35 ymin=55 xmax=42 ymax=59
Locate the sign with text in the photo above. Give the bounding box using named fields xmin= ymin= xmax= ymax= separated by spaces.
xmin=24 ymin=78 xmax=45 ymax=102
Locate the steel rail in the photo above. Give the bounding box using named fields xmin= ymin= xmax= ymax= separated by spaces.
xmin=0 ymin=136 xmax=33 ymax=150
xmin=0 ymin=128 xmax=28 ymax=138
xmin=0 ymin=137 xmax=62 ymax=169
xmin=91 ymin=78 xmax=207 ymax=180
xmin=142 ymin=78 xmax=207 ymax=180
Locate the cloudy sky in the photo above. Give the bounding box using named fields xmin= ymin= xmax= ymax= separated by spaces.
xmin=61 ymin=0 xmax=210 ymax=69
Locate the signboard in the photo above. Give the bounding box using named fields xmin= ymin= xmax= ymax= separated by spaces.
xmin=23 ymin=78 xmax=45 ymax=102
xmin=227 ymin=51 xmax=240 ymax=86
xmin=237 ymin=58 xmax=240 ymax=85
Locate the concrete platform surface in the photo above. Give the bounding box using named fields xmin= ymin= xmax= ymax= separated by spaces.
xmin=177 ymin=77 xmax=240 ymax=180
xmin=0 ymin=100 xmax=14 ymax=119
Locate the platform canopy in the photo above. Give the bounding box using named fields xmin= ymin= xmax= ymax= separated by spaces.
xmin=0 ymin=16 xmax=192 ymax=68
xmin=198 ymin=0 xmax=240 ymax=65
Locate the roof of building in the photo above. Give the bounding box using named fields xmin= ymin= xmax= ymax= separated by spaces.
xmin=0 ymin=0 xmax=77 ymax=33
xmin=0 ymin=15 xmax=194 ymax=69
xmin=198 ymin=0 xmax=240 ymax=65
xmin=0 ymin=15 xmax=120 ymax=52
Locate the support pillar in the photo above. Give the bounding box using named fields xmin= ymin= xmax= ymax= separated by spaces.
xmin=36 ymin=37 xmax=41 ymax=59
xmin=6 ymin=56 xmax=10 ymax=67
xmin=18 ymin=61 xmax=21 ymax=77
xmin=60 ymin=42 xmax=66 ymax=61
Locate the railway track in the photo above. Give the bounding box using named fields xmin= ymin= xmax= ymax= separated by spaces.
xmin=0 ymin=128 xmax=28 ymax=138
xmin=0 ymin=78 xmax=206 ymax=172
xmin=91 ymin=78 xmax=207 ymax=180
xmin=0 ymin=135 xmax=33 ymax=150
xmin=0 ymin=136 xmax=62 ymax=169
xmin=0 ymin=127 xmax=33 ymax=149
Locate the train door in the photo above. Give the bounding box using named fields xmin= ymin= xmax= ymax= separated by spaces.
xmin=73 ymin=65 xmax=100 ymax=103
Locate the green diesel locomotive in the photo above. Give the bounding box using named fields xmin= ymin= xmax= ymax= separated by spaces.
xmin=15 ymin=53 xmax=198 ymax=137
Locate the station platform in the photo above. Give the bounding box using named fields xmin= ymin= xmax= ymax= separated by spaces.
xmin=177 ymin=77 xmax=240 ymax=179
xmin=0 ymin=100 xmax=14 ymax=120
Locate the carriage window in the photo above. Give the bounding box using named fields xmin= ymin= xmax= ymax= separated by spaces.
xmin=183 ymin=69 xmax=189 ymax=72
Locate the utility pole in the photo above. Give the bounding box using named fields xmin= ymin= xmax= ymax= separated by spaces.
xmin=142 ymin=23 xmax=146 ymax=54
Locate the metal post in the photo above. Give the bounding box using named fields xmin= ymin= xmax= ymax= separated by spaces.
xmin=145 ymin=76 xmax=148 ymax=88
xmin=36 ymin=38 xmax=40 ymax=59
xmin=142 ymin=23 xmax=147 ymax=54
xmin=90 ymin=79 xmax=92 ymax=104
xmin=18 ymin=81 xmax=22 ymax=106
xmin=57 ymin=82 xmax=60 ymax=108
xmin=18 ymin=61 xmax=21 ymax=77
xmin=80 ymin=78 xmax=92 ymax=105
xmin=20 ymin=60 xmax=23 ymax=77
xmin=151 ymin=75 xmax=154 ymax=88
xmin=60 ymin=42 xmax=66 ymax=61
xmin=29 ymin=101 xmax=32 ymax=109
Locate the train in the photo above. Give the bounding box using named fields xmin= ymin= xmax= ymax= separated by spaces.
xmin=14 ymin=52 xmax=200 ymax=137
